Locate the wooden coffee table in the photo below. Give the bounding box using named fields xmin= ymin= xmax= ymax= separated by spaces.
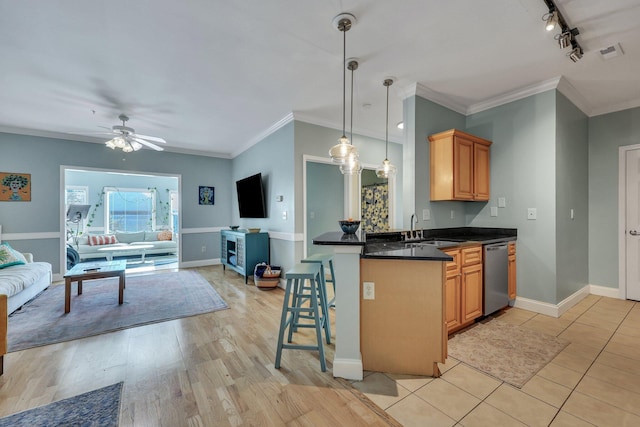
xmin=63 ymin=260 xmax=127 ymax=313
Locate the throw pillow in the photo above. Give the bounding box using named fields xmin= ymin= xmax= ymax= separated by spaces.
xmin=0 ymin=242 xmax=26 ymax=269
xmin=157 ymin=230 xmax=173 ymax=241
xmin=88 ymin=235 xmax=118 ymax=246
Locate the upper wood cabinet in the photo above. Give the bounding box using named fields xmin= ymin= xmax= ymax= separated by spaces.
xmin=428 ymin=129 xmax=492 ymax=201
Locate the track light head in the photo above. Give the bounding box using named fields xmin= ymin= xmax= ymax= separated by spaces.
xmin=568 ymin=47 xmax=583 ymax=62
xmin=556 ymin=30 xmax=572 ymax=49
xmin=545 ymin=10 xmax=558 ymax=31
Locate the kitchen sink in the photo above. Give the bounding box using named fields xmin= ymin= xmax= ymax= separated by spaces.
xmin=406 ymin=240 xmax=461 ymax=248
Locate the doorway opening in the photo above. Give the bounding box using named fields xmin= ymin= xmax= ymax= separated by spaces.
xmin=62 ymin=167 xmax=180 ymax=273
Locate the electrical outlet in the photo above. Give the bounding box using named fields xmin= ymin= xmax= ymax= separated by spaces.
xmin=282 ymin=210 xmax=287 ymax=220
xmin=363 ymin=282 xmax=375 ymax=300
xmin=498 ymin=197 xmax=506 ymax=208
xmin=450 ymin=210 xmax=455 ymax=219
xmin=422 ymin=209 xmax=430 ymax=221
xmin=201 ymin=245 xmax=206 ymax=252
xmin=491 ymin=206 xmax=498 ymax=217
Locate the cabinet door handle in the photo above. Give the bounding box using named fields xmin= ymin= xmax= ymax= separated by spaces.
xmin=631 ymin=230 xmax=640 ymax=236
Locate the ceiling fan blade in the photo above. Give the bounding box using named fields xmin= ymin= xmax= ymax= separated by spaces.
xmin=132 ymin=137 xmax=164 ymax=151
xmin=133 ymin=133 xmax=166 ymax=143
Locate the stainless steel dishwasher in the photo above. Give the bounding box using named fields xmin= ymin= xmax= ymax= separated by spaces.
xmin=483 ymin=242 xmax=509 ymax=315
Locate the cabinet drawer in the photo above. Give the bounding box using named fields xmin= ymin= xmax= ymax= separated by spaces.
xmin=461 ymin=245 xmax=482 ymax=266
xmin=442 ymin=249 xmax=460 ymax=273
xmin=508 ymin=242 xmax=516 ymax=255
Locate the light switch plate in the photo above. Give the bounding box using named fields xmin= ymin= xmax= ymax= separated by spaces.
xmin=498 ymin=197 xmax=506 ymax=208
xmin=491 ymin=207 xmax=498 ymax=217
xmin=527 ymin=208 xmax=537 ymax=220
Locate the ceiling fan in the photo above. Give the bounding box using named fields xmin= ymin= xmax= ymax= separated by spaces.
xmin=102 ymin=114 xmax=166 ymax=152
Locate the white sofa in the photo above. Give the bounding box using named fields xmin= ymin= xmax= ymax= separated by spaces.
xmin=1 ymin=251 xmax=52 ymax=375
xmin=74 ymin=231 xmax=178 ymax=261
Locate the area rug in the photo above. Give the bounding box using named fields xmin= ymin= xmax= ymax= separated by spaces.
xmin=447 ymin=319 xmax=569 ymax=388
xmin=0 ymin=382 xmax=123 ymax=426
xmin=8 ymin=270 xmax=228 ymax=352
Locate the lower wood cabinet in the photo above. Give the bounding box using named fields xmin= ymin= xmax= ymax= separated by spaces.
xmin=443 ymin=245 xmax=483 ymax=334
xmin=508 ymin=242 xmax=516 ymax=301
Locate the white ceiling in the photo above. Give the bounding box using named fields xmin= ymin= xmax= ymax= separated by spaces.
xmin=1 ymin=0 xmax=639 ymax=158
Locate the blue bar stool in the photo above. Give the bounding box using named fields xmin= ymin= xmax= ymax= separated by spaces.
xmin=302 ymin=253 xmax=337 ymax=308
xmin=275 ymin=263 xmax=329 ymax=372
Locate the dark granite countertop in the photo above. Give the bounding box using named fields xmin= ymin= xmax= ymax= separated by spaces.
xmin=363 ymin=243 xmax=453 ymax=261
xmin=313 ymin=231 xmax=366 ymax=246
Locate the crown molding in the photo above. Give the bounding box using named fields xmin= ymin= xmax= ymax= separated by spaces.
xmin=230 ymin=113 xmax=295 ymax=158
xmin=589 ymin=98 xmax=640 ymax=117
xmin=406 ymin=82 xmax=468 ymax=115
xmin=556 ymin=76 xmax=592 ymax=116
xmin=467 ymin=77 xmax=563 ymax=115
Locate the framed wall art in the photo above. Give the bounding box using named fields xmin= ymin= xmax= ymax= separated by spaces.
xmin=0 ymin=172 xmax=31 ymax=201
xmin=199 ymin=186 xmax=214 ymax=205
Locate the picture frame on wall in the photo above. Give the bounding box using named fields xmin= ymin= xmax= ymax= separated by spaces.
xmin=0 ymin=172 xmax=31 ymax=201
xmin=199 ymin=186 xmax=214 ymax=205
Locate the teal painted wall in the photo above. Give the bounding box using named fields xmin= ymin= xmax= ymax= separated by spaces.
xmin=294 ymin=121 xmax=403 ymax=231
xmin=410 ymin=95 xmax=466 ymax=230
xmin=0 ymin=132 xmax=232 ymax=273
xmin=555 ymin=92 xmax=589 ymax=301
xmin=306 ymin=162 xmax=343 ymax=256
xmin=465 ymin=90 xmax=557 ymax=304
xmin=589 ymin=107 xmax=640 ymax=288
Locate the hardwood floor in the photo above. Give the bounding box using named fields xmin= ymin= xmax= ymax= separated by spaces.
xmin=0 ymin=266 xmax=399 ymax=426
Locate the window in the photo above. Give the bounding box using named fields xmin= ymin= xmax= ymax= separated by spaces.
xmin=104 ymin=187 xmax=156 ymax=233
xmin=65 ymin=186 xmax=89 ymax=238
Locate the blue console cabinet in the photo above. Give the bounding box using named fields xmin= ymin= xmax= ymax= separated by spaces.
xmin=221 ymin=230 xmax=269 ymax=283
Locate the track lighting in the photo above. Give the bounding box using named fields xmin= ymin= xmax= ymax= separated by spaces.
xmin=544 ymin=10 xmax=558 ymax=32
xmin=556 ymin=30 xmax=571 ymax=49
xmin=568 ymin=47 xmax=583 ymax=62
xmin=541 ymin=0 xmax=584 ymax=62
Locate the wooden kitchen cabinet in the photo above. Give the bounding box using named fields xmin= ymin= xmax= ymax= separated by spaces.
xmin=508 ymin=242 xmax=516 ymax=301
xmin=360 ymin=258 xmax=446 ymax=376
xmin=428 ymin=129 xmax=492 ymax=201
xmin=443 ymin=245 xmax=484 ymax=334
xmin=443 ymin=249 xmax=462 ymax=331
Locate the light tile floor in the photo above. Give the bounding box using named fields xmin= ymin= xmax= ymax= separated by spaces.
xmin=351 ymin=295 xmax=640 ymax=426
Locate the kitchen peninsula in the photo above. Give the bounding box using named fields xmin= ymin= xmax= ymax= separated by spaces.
xmin=313 ymin=227 xmax=517 ymax=380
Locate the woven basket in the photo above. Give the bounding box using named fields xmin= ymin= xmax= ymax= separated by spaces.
xmin=254 ymin=264 xmax=281 ymax=290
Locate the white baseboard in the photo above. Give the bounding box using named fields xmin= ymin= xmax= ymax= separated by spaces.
xmin=332 ymin=357 xmax=364 ymax=381
xmin=180 ymin=258 xmax=221 ymax=268
xmin=512 ymin=284 xmax=621 ymax=318
xmin=589 ymin=284 xmax=620 ymax=298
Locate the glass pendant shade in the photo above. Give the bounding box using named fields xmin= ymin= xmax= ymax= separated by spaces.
xmin=376 ymin=78 xmax=396 ymax=179
xmin=340 ymin=152 xmax=362 ymax=175
xmin=376 ymin=158 xmax=396 ymax=178
xmin=329 ymin=137 xmax=356 ymax=164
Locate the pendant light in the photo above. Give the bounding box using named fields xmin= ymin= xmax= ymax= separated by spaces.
xmin=376 ymin=79 xmax=397 ymax=179
xmin=329 ymin=13 xmax=358 ymax=165
xmin=340 ymin=59 xmax=362 ymax=175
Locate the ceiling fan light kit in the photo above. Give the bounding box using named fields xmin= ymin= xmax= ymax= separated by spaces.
xmin=103 ymin=114 xmax=166 ymax=152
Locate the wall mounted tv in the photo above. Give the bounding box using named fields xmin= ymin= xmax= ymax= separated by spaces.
xmin=236 ymin=173 xmax=267 ymax=218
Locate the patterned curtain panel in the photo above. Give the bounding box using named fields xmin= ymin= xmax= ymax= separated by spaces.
xmin=362 ymin=183 xmax=389 ymax=232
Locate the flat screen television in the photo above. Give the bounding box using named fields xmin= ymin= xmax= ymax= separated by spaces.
xmin=236 ymin=173 xmax=267 ymax=218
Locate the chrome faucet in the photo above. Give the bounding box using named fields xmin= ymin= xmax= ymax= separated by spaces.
xmin=410 ymin=213 xmax=418 ymax=236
